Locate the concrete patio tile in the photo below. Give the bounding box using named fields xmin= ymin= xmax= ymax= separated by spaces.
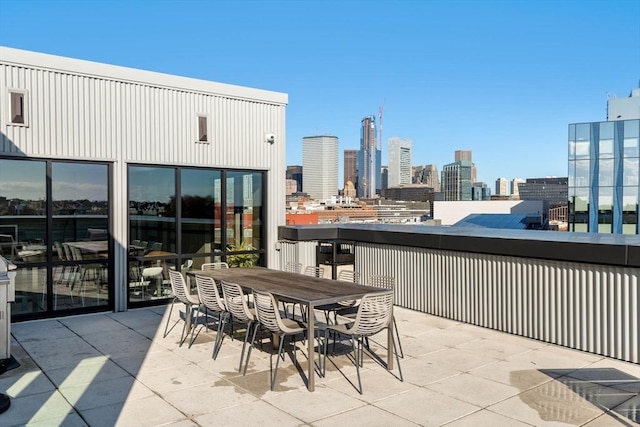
xmin=194 ymin=399 xmax=302 ymax=427
xmin=163 ymin=420 xmax=199 ymax=427
xmin=455 ymin=336 xmax=533 ymax=360
xmin=80 ymin=394 xmax=187 ymax=427
xmin=81 ymin=329 xmax=155 ymax=356
xmin=11 ymin=319 xmax=76 ymax=342
xmin=45 ymin=356 xmax=130 ymax=387
xmin=1 ymin=390 xmax=75 ymax=426
xmin=23 ymin=412 xmax=89 ymax=427
xmin=469 ymin=359 xmax=560 ymax=391
xmin=323 ymin=363 xmax=414 ymax=401
xmin=19 ymin=335 xmax=103 ymax=370
xmin=59 ymin=375 xmax=154 ymax=411
xmin=134 ymin=362 xmax=218 ymax=394
xmin=401 ymin=335 xmax=448 ymax=357
xmin=400 ymin=356 xmax=462 ymax=387
xmin=418 ymin=327 xmax=485 ymax=348
xmin=426 ymin=372 xmax=520 ymax=407
xmin=313 ymin=404 xmax=420 ymax=427
xmin=264 ymin=384 xmax=366 ymax=423
xmin=487 ymin=380 xmax=605 ymax=426
xmin=582 ymin=412 xmax=639 ymax=427
xmin=610 ymin=394 xmax=640 ymax=424
xmin=60 ymin=313 xmax=130 ymax=336
xmin=506 ymin=346 xmax=595 ymax=370
xmin=441 ymin=408 xmax=531 ymax=427
xmin=580 ymin=357 xmax=640 ymax=378
xmin=113 ymin=349 xmax=193 ymax=376
xmin=161 ymin=378 xmax=258 ymax=416
xmin=374 ymin=387 xmax=481 ymax=427
xmin=0 ymin=370 xmax=55 ymax=398
xmin=419 ymin=347 xmax=499 ymax=373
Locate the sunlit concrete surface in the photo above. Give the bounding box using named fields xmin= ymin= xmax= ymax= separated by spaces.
xmin=1 ymin=306 xmax=638 ymax=426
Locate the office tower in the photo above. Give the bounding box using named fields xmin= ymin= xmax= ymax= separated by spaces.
xmin=495 ymin=178 xmax=508 ymax=196
xmin=381 ymin=166 xmax=388 ymax=190
xmin=357 ymin=116 xmax=381 ymax=198
xmin=511 ymin=178 xmax=525 ymax=199
xmin=413 ymin=164 xmax=441 ymax=191
xmin=344 ymin=149 xmax=357 ymax=188
xmin=568 ymin=118 xmax=639 ymax=234
xmin=441 ymin=160 xmax=473 ymax=201
xmin=472 ymin=182 xmax=491 ymax=200
xmin=607 ymin=87 xmax=640 ymax=120
xmin=454 ymin=150 xmax=476 ymax=182
xmin=285 ymin=179 xmax=298 ymax=195
xmin=519 ymin=177 xmax=567 ymax=206
xmin=302 ymin=135 xmax=338 ymax=201
xmin=285 ymin=165 xmax=303 ymax=192
xmin=388 ymin=137 xmax=412 ymax=187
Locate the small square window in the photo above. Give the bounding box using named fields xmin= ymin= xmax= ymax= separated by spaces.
xmin=9 ymin=90 xmax=28 ymax=125
xmin=197 ymin=115 xmax=208 ymax=142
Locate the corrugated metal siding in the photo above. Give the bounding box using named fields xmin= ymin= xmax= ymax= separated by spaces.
xmin=1 ymin=52 xmax=286 ymax=311
xmin=355 ymin=242 xmax=639 ymax=364
xmin=277 ymin=241 xmax=317 ymax=271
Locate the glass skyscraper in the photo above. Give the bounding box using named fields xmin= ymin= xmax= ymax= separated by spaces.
xmin=568 ymin=119 xmax=640 ymax=234
xmin=357 ymin=116 xmax=381 ymax=198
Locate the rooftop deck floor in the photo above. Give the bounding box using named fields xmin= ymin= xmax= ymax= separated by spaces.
xmin=1 ymin=305 xmax=638 ymax=426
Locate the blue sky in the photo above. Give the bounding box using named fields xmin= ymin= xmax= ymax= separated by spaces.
xmin=1 ymin=0 xmax=638 ymax=186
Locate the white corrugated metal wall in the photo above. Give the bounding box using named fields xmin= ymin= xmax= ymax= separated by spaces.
xmin=355 ymin=242 xmax=638 ymax=364
xmin=0 ymin=47 xmax=287 ymax=312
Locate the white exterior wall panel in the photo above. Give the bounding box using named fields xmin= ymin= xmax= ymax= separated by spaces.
xmin=1 ymin=47 xmax=287 ymax=311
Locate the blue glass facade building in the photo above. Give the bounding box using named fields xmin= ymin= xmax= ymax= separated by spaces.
xmin=568 ymin=119 xmax=640 ymax=234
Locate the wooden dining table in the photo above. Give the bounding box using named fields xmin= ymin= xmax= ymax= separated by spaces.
xmin=187 ymin=266 xmax=393 ymax=392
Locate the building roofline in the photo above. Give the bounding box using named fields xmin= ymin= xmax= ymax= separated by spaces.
xmin=0 ymin=46 xmax=288 ymax=105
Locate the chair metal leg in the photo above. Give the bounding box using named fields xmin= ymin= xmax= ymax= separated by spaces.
xmin=239 ymin=321 xmax=255 ymax=374
xmin=351 ymin=337 xmax=362 ymax=394
xmin=390 ymin=329 xmax=403 ymax=382
xmin=271 ymin=333 xmax=287 ymax=391
xmin=393 ymin=318 xmax=404 ymax=358
xmin=163 ymin=298 xmax=177 ymax=338
xmin=212 ymin=312 xmax=228 ymax=359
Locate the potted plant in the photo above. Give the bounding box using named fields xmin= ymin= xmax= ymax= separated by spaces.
xmin=226 ymin=240 xmax=259 ymax=268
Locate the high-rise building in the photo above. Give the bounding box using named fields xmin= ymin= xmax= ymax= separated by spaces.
xmin=302 ymin=135 xmax=338 ymax=201
xmin=381 ymin=166 xmax=388 ymax=190
xmin=441 ymin=160 xmax=473 ymax=201
xmin=568 ymin=85 xmax=640 ymax=234
xmin=495 ymin=178 xmax=508 ymax=196
xmin=569 ymin=118 xmax=640 ymax=234
xmin=413 ymin=164 xmax=440 ymax=191
xmin=388 ymin=137 xmax=412 ymax=187
xmin=511 ymin=178 xmax=525 ymax=199
xmin=285 ymin=165 xmax=302 ymax=192
xmin=454 ymin=150 xmax=476 ymax=182
xmin=472 ymin=182 xmax=491 ymax=200
xmin=357 ymin=116 xmax=381 ymax=198
xmin=343 ymin=149 xmax=358 ymax=188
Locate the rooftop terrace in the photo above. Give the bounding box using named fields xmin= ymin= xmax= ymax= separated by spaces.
xmin=1 ymin=304 xmax=638 ymax=426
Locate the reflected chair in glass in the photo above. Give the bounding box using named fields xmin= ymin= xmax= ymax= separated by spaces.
xmin=249 ymin=290 xmax=309 ymax=390
xmin=201 ymin=262 xmax=229 ymax=270
xmin=52 ymin=241 xmax=75 ymax=308
xmin=164 ymin=270 xmax=201 ymax=347
xmin=143 ymin=266 xmax=164 ymax=298
xmin=150 ymin=242 xmax=163 ymax=251
xmin=326 ymin=290 xmax=403 ymax=394
xmin=192 ymin=274 xmax=229 ymax=358
xmin=68 ymin=245 xmax=103 ymax=306
xmin=221 ymin=280 xmax=257 ymax=374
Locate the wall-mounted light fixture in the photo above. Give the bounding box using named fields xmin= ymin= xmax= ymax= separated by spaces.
xmin=265 ymin=133 xmax=275 ymax=144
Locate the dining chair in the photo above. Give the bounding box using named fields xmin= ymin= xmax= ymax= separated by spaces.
xmin=317 ymin=269 xmax=361 ymax=324
xmin=164 ymin=270 xmax=200 ymax=347
xmin=221 ymin=280 xmax=257 ymax=374
xmin=192 ymin=274 xmax=229 ymax=358
xmin=326 ymin=289 xmax=403 ymax=394
xmin=283 ymin=261 xmax=302 ymax=274
xmin=303 ymin=265 xmax=327 ymax=278
xmin=69 ymin=245 xmax=103 ymax=306
xmin=202 ymin=262 xmax=229 ymax=270
xmin=249 ymin=290 xmax=308 ymax=390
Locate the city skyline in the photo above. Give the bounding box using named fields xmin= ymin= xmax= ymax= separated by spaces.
xmin=1 ymin=1 xmax=638 ymax=185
